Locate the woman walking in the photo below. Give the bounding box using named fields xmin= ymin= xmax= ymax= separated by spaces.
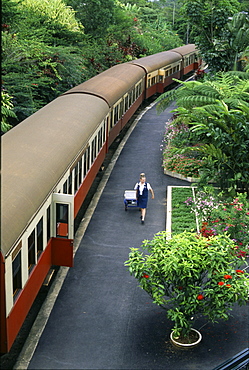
xmin=134 ymin=173 xmax=154 ymax=224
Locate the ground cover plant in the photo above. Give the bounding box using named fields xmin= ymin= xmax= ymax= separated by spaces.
xmin=171 ymin=187 xmax=197 ymax=235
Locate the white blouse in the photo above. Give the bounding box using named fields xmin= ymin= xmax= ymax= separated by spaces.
xmin=134 ymin=182 xmax=152 ymax=195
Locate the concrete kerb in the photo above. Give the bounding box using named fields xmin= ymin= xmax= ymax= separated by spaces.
xmin=13 ymin=101 xmax=157 ymax=370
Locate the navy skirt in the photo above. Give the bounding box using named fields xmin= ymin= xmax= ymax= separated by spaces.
xmin=137 ymin=195 xmax=148 ymax=208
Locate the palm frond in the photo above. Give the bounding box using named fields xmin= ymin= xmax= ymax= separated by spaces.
xmin=177 ymin=95 xmax=218 ymax=109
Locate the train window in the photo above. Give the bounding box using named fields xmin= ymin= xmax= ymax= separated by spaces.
xmin=63 ymin=180 xmax=68 ymax=194
xmin=12 ymin=249 xmax=22 ymax=301
xmin=83 ymin=152 xmax=86 ymax=178
xmin=91 ymin=141 xmax=94 ymax=163
xmin=94 ymin=136 xmax=97 ymax=160
xmin=103 ymin=120 xmax=107 ymax=143
xmin=37 ymin=217 xmax=43 ymax=258
xmin=120 ymin=100 xmax=124 ymax=116
xmin=125 ymin=94 xmax=130 ymax=111
xmin=130 ymin=89 xmax=134 ymax=104
xmin=135 ymin=85 xmax=138 ymax=99
xmin=129 ymin=91 xmax=132 ymax=105
xmin=78 ymin=158 xmax=82 ymax=187
xmin=56 ymin=203 xmax=69 ymax=238
xmin=114 ymin=105 xmax=119 ymax=125
xmin=91 ymin=136 xmax=97 ymax=164
xmin=185 ymin=56 xmax=190 ymax=67
xmin=47 ymin=206 xmax=51 ymax=242
xmin=110 ymin=112 xmax=114 ymax=128
xmin=74 ymin=164 xmax=78 ymax=194
xmin=83 ymin=146 xmax=90 ymax=176
xmin=119 ymin=101 xmax=122 ymax=117
xmin=28 ymin=230 xmax=36 ymax=273
xmin=137 ymin=84 xmax=140 ymax=98
xmin=68 ymin=173 xmax=72 ymax=194
xmin=124 ymin=95 xmax=129 ymax=112
xmin=137 ymin=83 xmax=140 ymax=97
xmin=98 ymin=127 xmax=102 ymax=152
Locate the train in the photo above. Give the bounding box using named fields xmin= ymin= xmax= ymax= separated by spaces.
xmin=0 ymin=44 xmax=201 ymax=353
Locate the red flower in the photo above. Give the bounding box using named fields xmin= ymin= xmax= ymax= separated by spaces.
xmin=238 ymin=251 xmax=246 ymax=257
xmin=178 ymin=286 xmax=183 ymax=290
xmin=224 ymin=275 xmax=232 ymax=279
xmin=142 ymin=273 xmax=149 ymax=278
xmin=226 ymin=284 xmax=231 ymax=288
xmin=197 ymin=294 xmax=204 ymax=300
xmin=218 ymin=282 xmax=224 ymax=286
xmin=236 ymin=269 xmax=244 ymax=274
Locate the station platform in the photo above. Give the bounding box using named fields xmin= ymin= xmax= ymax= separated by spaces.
xmin=15 ymin=101 xmax=248 ymax=369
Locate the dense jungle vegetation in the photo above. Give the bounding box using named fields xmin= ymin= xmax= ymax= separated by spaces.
xmin=2 ymin=0 xmax=249 ymax=132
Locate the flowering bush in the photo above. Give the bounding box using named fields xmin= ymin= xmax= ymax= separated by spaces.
xmin=125 ymin=231 xmax=249 ymax=340
xmin=184 ymin=189 xmax=219 ymax=222
xmin=161 ymin=119 xmax=204 ymax=178
xmin=185 ymin=189 xmax=249 ymax=256
xmin=163 ymin=151 xmax=203 ymax=178
xmin=207 ymin=193 xmax=249 ymax=256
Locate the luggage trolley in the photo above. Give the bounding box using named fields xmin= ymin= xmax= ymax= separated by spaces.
xmin=124 ymin=190 xmax=137 ymax=211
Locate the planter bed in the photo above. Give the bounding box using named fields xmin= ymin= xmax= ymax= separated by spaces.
xmin=166 ymin=185 xmax=198 ymax=238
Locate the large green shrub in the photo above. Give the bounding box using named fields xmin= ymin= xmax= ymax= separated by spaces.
xmin=125 ymin=231 xmax=249 ymax=339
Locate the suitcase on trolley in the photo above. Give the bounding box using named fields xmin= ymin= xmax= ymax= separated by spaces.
xmin=123 ymin=190 xmax=137 ymax=211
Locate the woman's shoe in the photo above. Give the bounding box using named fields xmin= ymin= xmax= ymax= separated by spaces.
xmin=141 ymin=220 xmax=144 ymax=225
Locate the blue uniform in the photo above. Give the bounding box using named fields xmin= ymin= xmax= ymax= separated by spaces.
xmin=135 ymin=182 xmax=150 ymax=208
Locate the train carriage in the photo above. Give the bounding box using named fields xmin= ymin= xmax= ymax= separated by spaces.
xmin=130 ymin=44 xmax=199 ymax=96
xmin=1 ymin=93 xmax=110 ymax=353
xmin=63 ymin=63 xmax=146 ymax=146
xmin=171 ymin=44 xmax=200 ymax=77
xmin=0 ymin=44 xmax=201 ymax=354
xmin=129 ymin=51 xmax=182 ymax=97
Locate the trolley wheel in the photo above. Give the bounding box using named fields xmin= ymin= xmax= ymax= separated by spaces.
xmin=125 ymin=206 xmax=127 ymax=211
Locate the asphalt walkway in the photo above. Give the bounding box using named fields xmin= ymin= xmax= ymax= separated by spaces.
xmin=16 ymin=101 xmax=248 ymax=370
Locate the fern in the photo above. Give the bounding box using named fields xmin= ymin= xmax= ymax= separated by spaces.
xmin=157 ymin=71 xmax=249 ymax=115
xmin=177 ymin=95 xmax=218 ymax=109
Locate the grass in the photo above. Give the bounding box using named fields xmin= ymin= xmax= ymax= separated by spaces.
xmin=171 ymin=187 xmax=197 ymax=235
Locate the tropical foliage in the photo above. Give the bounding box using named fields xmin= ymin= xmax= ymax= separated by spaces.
xmin=2 ymin=0 xmax=248 ymax=131
xmin=1 ymin=90 xmax=17 ymax=133
xmin=182 ymin=0 xmax=249 ymax=72
xmin=2 ymin=0 xmax=182 ymax=131
xmin=157 ymin=72 xmax=249 ymax=195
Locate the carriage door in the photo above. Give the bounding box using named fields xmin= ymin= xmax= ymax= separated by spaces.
xmin=52 ymin=193 xmax=74 ymax=240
